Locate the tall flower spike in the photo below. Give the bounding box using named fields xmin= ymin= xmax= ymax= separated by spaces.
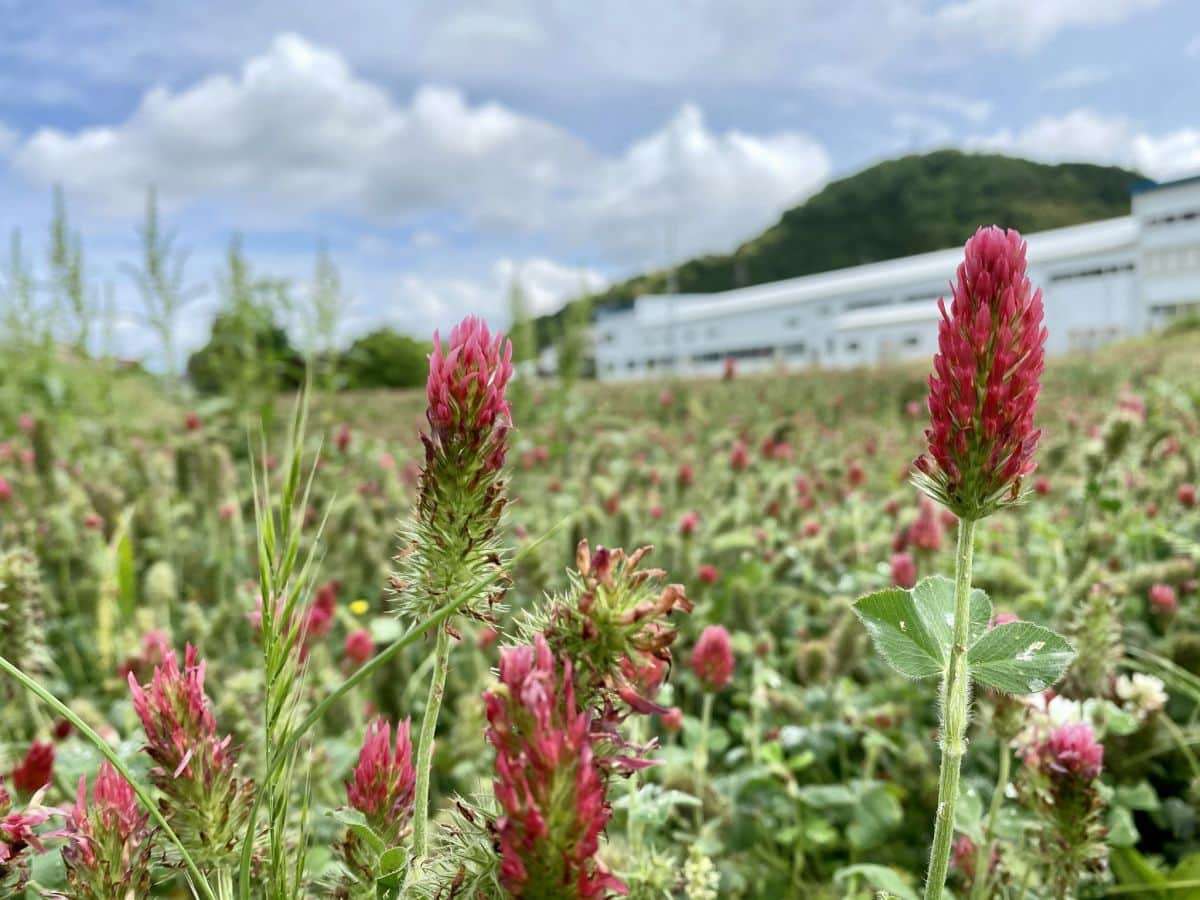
xmin=128 ymin=644 xmax=251 ymax=869
xmin=484 ymin=635 xmax=627 ymax=899
xmin=394 ymin=315 xmax=513 ymax=623
xmin=913 ymin=226 xmax=1047 ymax=520
xmin=62 ymin=762 xmax=153 ymax=899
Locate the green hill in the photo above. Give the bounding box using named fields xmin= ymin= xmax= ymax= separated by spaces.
xmin=537 ymin=150 xmax=1145 ymax=343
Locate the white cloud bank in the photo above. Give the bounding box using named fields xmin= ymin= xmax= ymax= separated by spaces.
xmin=931 ymin=0 xmax=1162 ymax=53
xmin=13 ymin=34 xmax=831 ymax=265
xmin=967 ymin=109 xmax=1200 ymax=181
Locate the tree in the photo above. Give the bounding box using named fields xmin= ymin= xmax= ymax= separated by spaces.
xmin=340 ymin=329 xmax=430 ymax=390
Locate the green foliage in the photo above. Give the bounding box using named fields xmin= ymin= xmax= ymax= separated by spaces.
xmin=967 ymin=621 xmax=1076 ymax=695
xmin=852 ymin=576 xmax=991 ymax=680
xmin=186 ymin=236 xmax=303 ymax=410
xmin=340 ymin=329 xmax=430 ymax=390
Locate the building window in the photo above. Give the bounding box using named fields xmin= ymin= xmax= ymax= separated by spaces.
xmin=845 ymin=340 xmax=860 ymax=353
xmin=1146 ymin=209 xmax=1200 ymax=227
xmin=904 ymin=335 xmax=920 ymax=347
xmin=1048 ymin=262 xmax=1134 ymax=283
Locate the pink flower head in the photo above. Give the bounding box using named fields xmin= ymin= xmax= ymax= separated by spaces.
xmin=347 ymin=718 xmax=415 ymax=839
xmin=697 ymin=563 xmax=719 ymax=585
xmin=890 ymin=552 xmax=917 ymax=589
xmin=691 ymin=625 xmax=734 ymax=693
xmin=425 ymin=315 xmax=513 ymax=472
xmin=305 ymin=580 xmax=339 ymax=640
xmin=729 ymin=440 xmax=749 ymax=472
xmin=185 ymin=412 xmax=202 ymax=432
xmin=343 ymin=628 xmax=374 ymax=668
xmin=678 ymin=511 xmax=700 ymax=538
xmin=1036 ymin=723 xmax=1104 ymax=781
xmin=0 ymin=476 xmax=11 ymax=503
xmin=951 ymin=834 xmax=977 ymax=876
xmin=0 ymin=800 xmax=52 ymax=866
xmin=484 ymin=635 xmax=626 ymax=898
xmin=128 ymin=644 xmax=232 ymax=783
xmin=1179 ymin=483 xmax=1197 ymax=509
xmin=335 ymin=423 xmax=352 ymax=453
xmin=914 ymin=226 xmax=1047 ymax=520
xmin=908 ymin=497 xmax=944 ymax=552
xmin=661 ymin=707 xmax=684 ymax=732
xmin=1149 ymin=583 xmax=1178 ymax=616
xmin=63 ymin=762 xmax=151 ymax=889
xmin=8 ymin=742 xmax=53 ymax=795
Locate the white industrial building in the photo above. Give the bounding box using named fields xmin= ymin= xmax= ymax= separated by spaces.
xmin=593 ymin=174 xmax=1200 ymax=380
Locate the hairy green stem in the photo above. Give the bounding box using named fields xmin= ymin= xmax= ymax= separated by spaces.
xmin=969 ymin=741 xmax=1011 ymax=900
xmin=411 ymin=623 xmax=453 ymax=862
xmin=0 ymin=654 xmax=216 ymax=900
xmin=924 ymin=516 xmax=977 ymax=900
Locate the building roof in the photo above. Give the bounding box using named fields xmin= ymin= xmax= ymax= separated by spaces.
xmin=622 ymin=215 xmax=1139 ymax=326
xmin=835 ymin=303 xmax=941 ymax=332
xmin=1131 ymin=172 xmax=1200 ymax=195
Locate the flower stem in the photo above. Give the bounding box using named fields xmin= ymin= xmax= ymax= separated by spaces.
xmin=969 ymin=741 xmax=1011 ymax=900
xmin=411 ymin=623 xmax=453 ymax=862
xmin=693 ymin=692 xmax=715 ymax=829
xmin=924 ymin=515 xmax=977 ymax=900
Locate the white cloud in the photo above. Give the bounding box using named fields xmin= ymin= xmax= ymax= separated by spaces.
xmin=931 ymin=0 xmax=1161 ymax=53
xmin=967 ymin=109 xmax=1200 ymax=180
xmin=495 ymin=258 xmax=606 ymax=317
xmin=1041 ymin=65 xmax=1113 ymax=91
xmin=13 ymin=34 xmax=831 ymax=263
xmin=340 ymin=256 xmax=604 ymax=341
xmin=565 ymin=104 xmax=830 ymax=263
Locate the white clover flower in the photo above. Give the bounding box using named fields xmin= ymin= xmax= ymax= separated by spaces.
xmin=1116 ymin=673 xmax=1167 ymax=719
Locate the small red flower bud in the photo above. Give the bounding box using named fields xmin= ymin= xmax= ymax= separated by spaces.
xmin=890 ymin=552 xmax=917 ymax=589
xmin=691 ymin=625 xmax=734 ymax=692
xmin=344 ymin=629 xmax=374 ymax=667
xmin=1149 ymin=583 xmax=1178 ymax=616
xmin=8 ymin=742 xmax=53 ymax=795
xmin=678 ymin=511 xmax=700 ymax=538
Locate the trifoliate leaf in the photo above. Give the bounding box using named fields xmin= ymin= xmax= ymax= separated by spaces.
xmin=852 ymin=576 xmax=992 ymax=680
xmin=967 ymin=621 xmax=1075 ymax=694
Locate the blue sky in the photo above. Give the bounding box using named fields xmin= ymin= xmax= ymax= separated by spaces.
xmin=0 ymin=0 xmax=1197 ymax=366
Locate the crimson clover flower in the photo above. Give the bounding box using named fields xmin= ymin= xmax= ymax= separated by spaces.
xmin=913 ymin=226 xmax=1047 ymax=520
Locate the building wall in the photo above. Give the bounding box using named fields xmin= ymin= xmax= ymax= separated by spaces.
xmin=594 ymin=177 xmax=1200 ymax=381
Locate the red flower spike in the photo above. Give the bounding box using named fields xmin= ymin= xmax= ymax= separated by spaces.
xmin=914 ymin=226 xmax=1047 ymax=520
xmin=485 ymin=635 xmax=628 ymax=899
